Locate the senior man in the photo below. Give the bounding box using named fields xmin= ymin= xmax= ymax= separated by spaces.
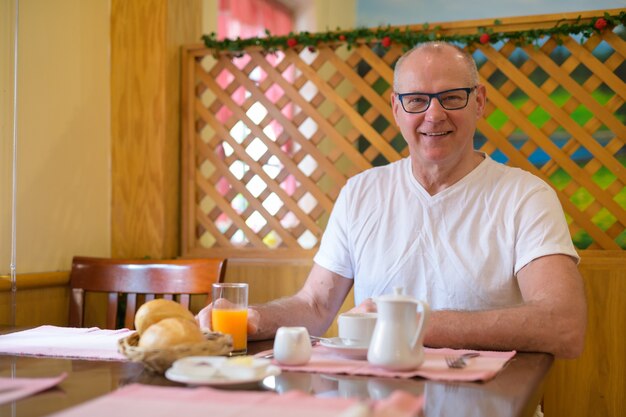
xmin=198 ymin=41 xmax=586 ymax=358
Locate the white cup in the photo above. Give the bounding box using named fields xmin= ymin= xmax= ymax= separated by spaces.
xmin=273 ymin=326 xmax=312 ymax=366
xmin=337 ymin=312 xmax=377 ymax=346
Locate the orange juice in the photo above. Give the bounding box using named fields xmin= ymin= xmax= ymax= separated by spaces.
xmin=212 ymin=308 xmax=248 ymax=353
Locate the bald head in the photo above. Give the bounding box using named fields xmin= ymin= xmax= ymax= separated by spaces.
xmin=393 ymin=42 xmax=479 ymax=92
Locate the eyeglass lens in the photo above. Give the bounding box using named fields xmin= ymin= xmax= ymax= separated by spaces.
xmin=400 ymin=88 xmax=471 ymax=113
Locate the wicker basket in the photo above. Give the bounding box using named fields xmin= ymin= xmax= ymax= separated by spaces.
xmin=118 ymin=330 xmax=233 ymax=374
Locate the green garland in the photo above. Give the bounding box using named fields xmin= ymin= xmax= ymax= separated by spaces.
xmin=202 ymin=11 xmax=626 ymax=55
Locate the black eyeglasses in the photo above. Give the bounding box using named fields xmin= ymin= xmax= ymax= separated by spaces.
xmin=395 ymin=86 xmax=477 ymax=114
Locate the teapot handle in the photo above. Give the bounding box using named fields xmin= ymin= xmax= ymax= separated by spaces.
xmin=411 ymin=300 xmax=431 ymax=349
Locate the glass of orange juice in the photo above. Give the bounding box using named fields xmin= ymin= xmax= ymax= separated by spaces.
xmin=212 ymin=283 xmax=248 ymax=355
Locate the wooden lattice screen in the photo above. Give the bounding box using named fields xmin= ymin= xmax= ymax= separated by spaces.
xmin=182 ymin=9 xmax=626 ymax=259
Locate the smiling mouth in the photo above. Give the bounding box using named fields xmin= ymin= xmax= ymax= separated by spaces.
xmin=421 ymin=131 xmax=451 ymax=136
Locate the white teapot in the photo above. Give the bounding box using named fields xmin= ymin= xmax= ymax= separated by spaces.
xmin=367 ymin=287 xmax=430 ymax=371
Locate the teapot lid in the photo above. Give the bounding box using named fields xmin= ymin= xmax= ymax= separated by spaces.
xmin=374 ymin=286 xmax=418 ymax=303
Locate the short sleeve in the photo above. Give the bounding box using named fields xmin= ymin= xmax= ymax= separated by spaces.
xmin=513 ymin=184 xmax=579 ymax=274
xmin=313 ymin=184 xmax=355 ymax=279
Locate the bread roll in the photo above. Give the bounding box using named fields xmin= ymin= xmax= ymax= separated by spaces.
xmin=134 ymin=299 xmax=196 ymax=335
xmin=138 ymin=317 xmax=205 ymax=349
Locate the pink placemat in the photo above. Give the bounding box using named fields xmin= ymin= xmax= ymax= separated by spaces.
xmin=0 ymin=373 xmax=67 ymax=405
xmin=0 ymin=326 xmax=132 ymax=361
xmin=48 ymin=383 xmax=424 ymax=417
xmin=258 ymin=346 xmax=516 ymax=382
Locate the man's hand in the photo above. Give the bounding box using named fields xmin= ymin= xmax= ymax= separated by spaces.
xmin=195 ymin=303 xmax=261 ymax=336
xmin=346 ymin=298 xmax=377 ymax=314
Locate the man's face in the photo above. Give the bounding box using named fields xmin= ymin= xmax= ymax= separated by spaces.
xmin=391 ymin=47 xmax=486 ymax=168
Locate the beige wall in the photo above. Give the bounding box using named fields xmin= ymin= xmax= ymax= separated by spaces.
xmin=202 ymin=0 xmax=217 ymax=34
xmin=0 ymin=0 xmax=111 ymax=274
xmin=314 ymin=0 xmax=356 ymax=31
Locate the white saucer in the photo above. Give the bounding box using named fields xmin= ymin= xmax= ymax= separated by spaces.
xmin=165 ymin=364 xmax=281 ymax=387
xmin=319 ymin=337 xmax=369 ymax=359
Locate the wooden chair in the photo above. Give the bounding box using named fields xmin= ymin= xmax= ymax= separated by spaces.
xmin=68 ymin=256 xmax=227 ymax=329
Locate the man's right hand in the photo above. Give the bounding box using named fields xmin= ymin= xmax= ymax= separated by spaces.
xmin=195 ymin=303 xmax=260 ymax=337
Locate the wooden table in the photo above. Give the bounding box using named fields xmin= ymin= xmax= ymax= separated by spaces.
xmin=0 ymin=339 xmax=552 ymax=417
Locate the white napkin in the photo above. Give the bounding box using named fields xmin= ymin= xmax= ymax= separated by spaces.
xmin=0 ymin=326 xmax=132 ymax=360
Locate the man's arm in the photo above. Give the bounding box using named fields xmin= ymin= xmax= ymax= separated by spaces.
xmin=423 ymin=254 xmax=587 ymax=358
xmin=248 ymin=263 xmax=353 ymax=340
xmin=196 ymin=263 xmax=353 ymax=340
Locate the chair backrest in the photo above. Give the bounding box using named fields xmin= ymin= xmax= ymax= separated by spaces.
xmin=68 ymin=256 xmax=227 ymax=329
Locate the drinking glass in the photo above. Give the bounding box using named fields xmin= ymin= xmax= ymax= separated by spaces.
xmin=212 ymin=283 xmax=248 ymax=355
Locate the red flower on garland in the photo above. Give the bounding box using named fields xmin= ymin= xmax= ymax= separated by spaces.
xmin=287 ymin=38 xmax=298 ymax=47
xmin=339 ymin=34 xmax=346 ymax=41
xmin=381 ymin=36 xmax=392 ymax=48
xmin=479 ymin=33 xmax=490 ymax=44
xmin=594 ymin=18 xmax=608 ymax=30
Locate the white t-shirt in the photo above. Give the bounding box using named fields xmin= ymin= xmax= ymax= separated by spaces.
xmin=314 ymin=155 xmax=578 ymax=310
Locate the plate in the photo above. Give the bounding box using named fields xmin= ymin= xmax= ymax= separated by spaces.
xmin=165 ymin=364 xmax=281 ymax=387
xmin=319 ymin=337 xmax=369 ymax=359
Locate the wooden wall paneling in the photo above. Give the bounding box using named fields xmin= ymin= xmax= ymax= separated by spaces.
xmin=111 ymin=0 xmax=166 ymax=258
xmin=111 ymin=0 xmax=200 ymax=258
xmin=165 ymin=0 xmax=203 ymax=256
xmin=0 ymin=272 xmax=69 ymax=327
xmin=13 ymin=288 xmax=69 ymax=327
xmin=223 ymin=259 xmax=313 ymax=305
xmin=543 ymin=250 xmax=626 ymax=417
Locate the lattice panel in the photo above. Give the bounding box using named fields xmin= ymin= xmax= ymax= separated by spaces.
xmin=475 ymin=31 xmax=626 ymax=250
xmin=182 ymin=13 xmax=626 ymax=258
